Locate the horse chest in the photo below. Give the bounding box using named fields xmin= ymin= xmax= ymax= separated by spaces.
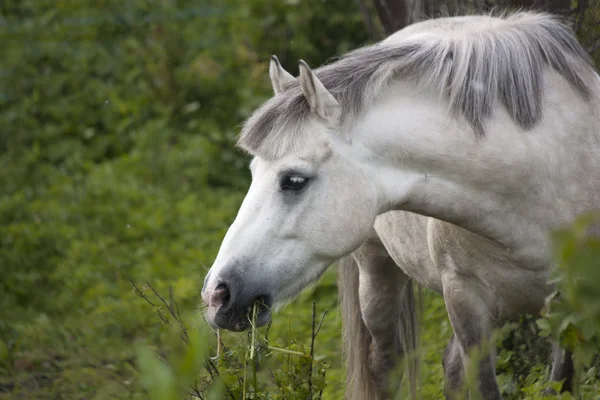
xmin=426 ymin=218 xmax=553 ymax=317
xmin=375 ymin=211 xmax=553 ymax=318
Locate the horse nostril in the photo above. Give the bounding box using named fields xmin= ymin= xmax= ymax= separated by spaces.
xmin=210 ymin=283 xmax=231 ymax=309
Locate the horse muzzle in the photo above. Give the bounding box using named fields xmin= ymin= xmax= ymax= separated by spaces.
xmin=202 ymin=270 xmax=273 ymax=332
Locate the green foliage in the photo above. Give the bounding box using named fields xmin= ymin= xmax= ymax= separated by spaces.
xmin=537 ymin=214 xmax=600 ymax=397
xmin=495 ymin=316 xmax=552 ymax=397
xmin=0 ymin=0 xmax=371 ymax=311
xmin=136 ymin=328 xmax=210 ymax=400
xmin=130 ymin=278 xmax=332 ymax=400
xmin=574 ymin=1 xmax=600 ymax=66
xmin=0 ymin=1 xmax=369 ymax=397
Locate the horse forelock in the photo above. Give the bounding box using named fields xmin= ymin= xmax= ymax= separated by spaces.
xmin=237 ymin=11 xmax=596 ymax=159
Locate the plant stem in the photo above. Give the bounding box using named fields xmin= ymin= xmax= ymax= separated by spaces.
xmin=243 ymin=352 xmax=247 ymax=400
xmin=267 ymin=346 xmax=306 ymax=357
xmin=250 ymin=303 xmax=258 ymax=395
xmin=308 ymin=301 xmax=316 ymax=399
xmin=250 ymin=303 xmax=257 ymax=360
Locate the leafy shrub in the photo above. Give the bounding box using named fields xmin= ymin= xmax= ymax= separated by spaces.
xmin=537 ymin=214 xmax=600 ymax=397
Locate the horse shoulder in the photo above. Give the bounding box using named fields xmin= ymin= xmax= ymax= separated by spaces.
xmin=427 ymin=219 xmax=553 ymax=318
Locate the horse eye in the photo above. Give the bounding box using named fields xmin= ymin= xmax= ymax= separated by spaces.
xmin=280 ymin=175 xmax=308 ymax=191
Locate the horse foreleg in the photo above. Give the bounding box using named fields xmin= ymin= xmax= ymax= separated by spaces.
xmin=443 ymin=334 xmax=464 ymax=399
xmin=546 ymin=341 xmax=574 ymax=394
xmin=354 ymin=235 xmax=413 ymax=399
xmin=442 ymin=273 xmax=503 ymax=400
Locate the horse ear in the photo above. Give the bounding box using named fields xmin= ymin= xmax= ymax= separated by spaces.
xmin=298 ymin=60 xmax=341 ymax=126
xmin=269 ymin=55 xmax=295 ymax=95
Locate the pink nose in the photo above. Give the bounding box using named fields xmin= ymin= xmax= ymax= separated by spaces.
xmin=209 ymin=283 xmax=231 ymax=309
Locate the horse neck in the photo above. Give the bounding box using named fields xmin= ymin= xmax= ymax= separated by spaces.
xmin=351 ymin=80 xmax=600 ymax=265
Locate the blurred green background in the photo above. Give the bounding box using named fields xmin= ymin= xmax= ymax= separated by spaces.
xmin=1 ymin=0 xmax=599 ymax=399
xmin=0 ymin=1 xmax=371 ymax=398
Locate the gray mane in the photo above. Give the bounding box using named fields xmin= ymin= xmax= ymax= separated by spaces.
xmin=239 ymin=12 xmax=595 ymax=157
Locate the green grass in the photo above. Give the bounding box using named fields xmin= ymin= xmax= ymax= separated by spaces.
xmin=7 ymin=263 xmax=599 ymax=400
xmin=1 ymin=266 xmax=448 ymax=399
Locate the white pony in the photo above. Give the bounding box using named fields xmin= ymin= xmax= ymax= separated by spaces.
xmin=202 ymin=12 xmax=600 ymax=399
